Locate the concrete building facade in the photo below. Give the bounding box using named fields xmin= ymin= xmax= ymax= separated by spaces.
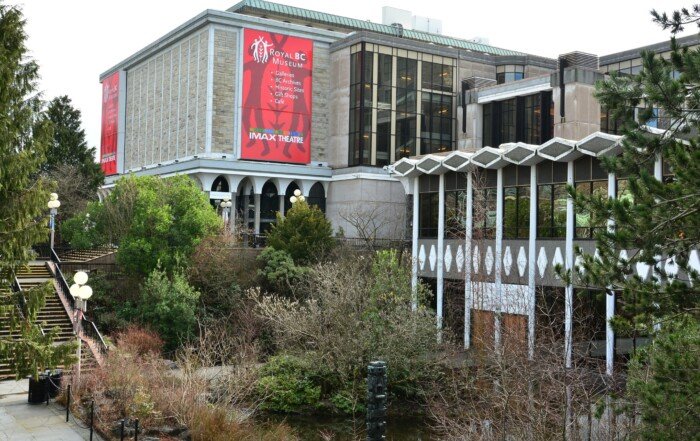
xmin=99 ymin=0 xmax=699 ymax=371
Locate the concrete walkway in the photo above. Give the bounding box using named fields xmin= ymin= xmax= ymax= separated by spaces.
xmin=0 ymin=380 xmax=101 ymax=441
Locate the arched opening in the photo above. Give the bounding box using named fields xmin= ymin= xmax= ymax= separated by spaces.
xmin=236 ymin=178 xmax=255 ymax=232
xmin=210 ymin=175 xmax=230 ymax=209
xmin=260 ymin=181 xmax=279 ymax=233
xmin=211 ymin=175 xmax=229 ymax=192
xmin=307 ymin=182 xmax=326 ymax=213
xmin=284 ymin=181 xmax=301 ymax=214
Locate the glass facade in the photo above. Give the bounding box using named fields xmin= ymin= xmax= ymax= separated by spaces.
xmin=349 ymin=44 xmax=456 ymax=166
xmin=496 ymin=64 xmax=525 ymax=84
xmin=502 ymin=165 xmax=531 ymax=239
xmin=573 ymin=156 xmax=608 ymax=239
xmin=482 ymin=91 xmax=553 ymax=147
xmin=536 ymin=161 xmax=568 ymax=238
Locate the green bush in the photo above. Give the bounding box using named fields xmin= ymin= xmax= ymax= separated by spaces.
xmin=257 ymin=247 xmax=308 ymax=295
xmin=62 ymin=175 xmax=221 ymax=275
xmin=124 ymin=267 xmax=201 ymax=351
xmin=627 ymin=316 xmax=700 ymax=440
xmin=266 ymin=200 xmax=334 ymax=265
xmin=257 ymin=355 xmax=322 ymax=413
xmin=60 ymin=203 xmax=105 ymax=249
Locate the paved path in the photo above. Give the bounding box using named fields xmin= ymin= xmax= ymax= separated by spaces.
xmin=0 ymin=380 xmax=100 ymax=441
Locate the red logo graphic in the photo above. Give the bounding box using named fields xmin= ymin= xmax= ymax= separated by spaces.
xmin=241 ymin=29 xmax=313 ymax=164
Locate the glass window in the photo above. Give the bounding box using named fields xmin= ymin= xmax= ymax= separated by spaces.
xmin=421 ymin=61 xmax=452 ymax=92
xmin=500 ymin=98 xmax=516 ymax=144
xmin=376 ymin=109 xmax=391 ymax=166
xmin=483 ymin=102 xmax=493 ymax=147
xmin=421 ymin=92 xmax=452 ymax=154
xmin=503 ymin=166 xmax=531 ymax=239
xmin=496 ymin=65 xmax=525 ymax=84
xmin=537 ymin=161 xmax=569 ymax=239
xmin=523 ymin=94 xmax=541 ymax=145
xmin=396 ymin=113 xmax=416 ymax=159
xmin=419 ymin=192 xmax=438 ymax=238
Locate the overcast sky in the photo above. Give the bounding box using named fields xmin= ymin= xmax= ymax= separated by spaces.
xmin=19 ymin=0 xmax=693 ymax=157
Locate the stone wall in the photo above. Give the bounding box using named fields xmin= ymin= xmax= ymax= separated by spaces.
xmin=211 ymin=28 xmax=238 ymax=154
xmin=124 ymin=28 xmax=209 ymax=170
xmin=311 ymin=43 xmax=331 ymax=164
xmin=328 ymin=47 xmax=351 ymax=169
xmin=326 ymin=177 xmax=407 ymax=239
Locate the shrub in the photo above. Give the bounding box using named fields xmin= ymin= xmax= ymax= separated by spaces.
xmin=252 ymin=251 xmax=442 ymax=412
xmin=266 ymin=200 xmax=334 ymax=265
xmin=115 ymin=326 xmax=163 ymax=357
xmin=188 ymin=233 xmax=260 ymax=316
xmin=125 ymin=267 xmax=200 ymax=352
xmin=257 ymin=247 xmax=308 ymax=295
xmin=257 ymin=355 xmax=322 ymax=413
xmin=66 ymin=327 xmax=298 ymax=439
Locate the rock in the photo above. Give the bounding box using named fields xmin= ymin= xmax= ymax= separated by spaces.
xmin=112 ymin=419 xmax=135 ymax=437
xmin=148 ymin=424 xmax=188 ymax=436
xmin=163 ymin=359 xmax=178 ymax=370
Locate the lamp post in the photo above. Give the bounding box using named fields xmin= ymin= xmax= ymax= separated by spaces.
xmin=289 ymin=189 xmax=305 ymax=204
xmin=69 ymin=271 xmax=92 ymax=381
xmin=47 ymin=193 xmax=61 ymax=250
xmin=220 ymin=197 xmax=232 ymax=227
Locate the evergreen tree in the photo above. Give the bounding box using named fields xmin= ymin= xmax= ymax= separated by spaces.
xmin=266 ymin=200 xmax=334 ymax=265
xmin=44 ymin=95 xmax=104 ymax=191
xmin=575 ymin=8 xmax=700 ymax=334
xmin=0 ymin=3 xmax=76 ymax=378
xmin=573 ymin=5 xmax=700 ymax=437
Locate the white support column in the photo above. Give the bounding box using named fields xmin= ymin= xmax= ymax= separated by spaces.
xmin=230 ymin=194 xmax=237 ymax=234
xmin=653 ymin=154 xmax=662 ymax=332
xmin=565 ymin=160 xmax=575 ymax=441
xmin=654 ymin=153 xmax=663 ymax=180
xmin=606 ymin=172 xmax=616 ymax=376
xmin=528 ymin=165 xmax=537 ymax=359
xmin=411 ymin=177 xmax=420 ymax=311
xmin=437 ymin=173 xmax=445 ymax=337
xmin=254 ymin=194 xmax=261 ymax=235
xmin=565 ymin=160 xmax=575 ymax=369
xmin=278 ymin=195 xmax=286 ymax=217
xmin=494 ymin=167 xmax=503 ymax=351
xmin=464 ymin=172 xmax=473 ymax=349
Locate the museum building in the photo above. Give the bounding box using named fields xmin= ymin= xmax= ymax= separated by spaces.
xmin=98 ymin=0 xmax=700 ymax=370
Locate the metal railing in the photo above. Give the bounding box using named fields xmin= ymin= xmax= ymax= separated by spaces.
xmin=82 ymin=317 xmax=108 ymax=358
xmin=50 ymin=248 xmax=108 ymax=359
xmin=335 ymin=237 xmax=410 ymax=251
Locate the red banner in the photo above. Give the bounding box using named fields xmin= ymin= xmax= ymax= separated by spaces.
xmin=100 ymin=72 xmax=119 ymax=175
xmin=241 ymin=29 xmax=313 ymax=164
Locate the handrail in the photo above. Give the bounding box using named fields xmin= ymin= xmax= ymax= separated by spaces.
xmin=50 ymin=250 xmax=108 ymax=357
xmin=51 ymin=249 xmax=76 ymax=312
xmin=82 ymin=317 xmax=108 ymax=357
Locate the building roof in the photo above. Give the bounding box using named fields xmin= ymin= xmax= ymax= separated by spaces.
xmin=228 ymin=0 xmax=525 ymax=56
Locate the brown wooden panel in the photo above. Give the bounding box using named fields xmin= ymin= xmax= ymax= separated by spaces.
xmin=472 ymin=309 xmax=495 ymax=353
xmin=503 ymin=313 xmax=527 ymax=352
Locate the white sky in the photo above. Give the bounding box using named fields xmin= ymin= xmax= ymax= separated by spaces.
xmin=18 ymin=0 xmax=693 ymax=157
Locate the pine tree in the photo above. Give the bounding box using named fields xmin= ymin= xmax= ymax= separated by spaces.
xmin=573 ymin=5 xmax=700 ymax=436
xmin=43 ymin=95 xmax=104 ymax=191
xmin=0 ymin=3 xmax=76 ymax=379
xmin=575 ymin=9 xmax=700 ymax=335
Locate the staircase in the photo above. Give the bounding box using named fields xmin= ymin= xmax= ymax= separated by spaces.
xmin=57 ymin=247 xmax=116 ymax=263
xmin=0 ymin=261 xmax=99 ymax=380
